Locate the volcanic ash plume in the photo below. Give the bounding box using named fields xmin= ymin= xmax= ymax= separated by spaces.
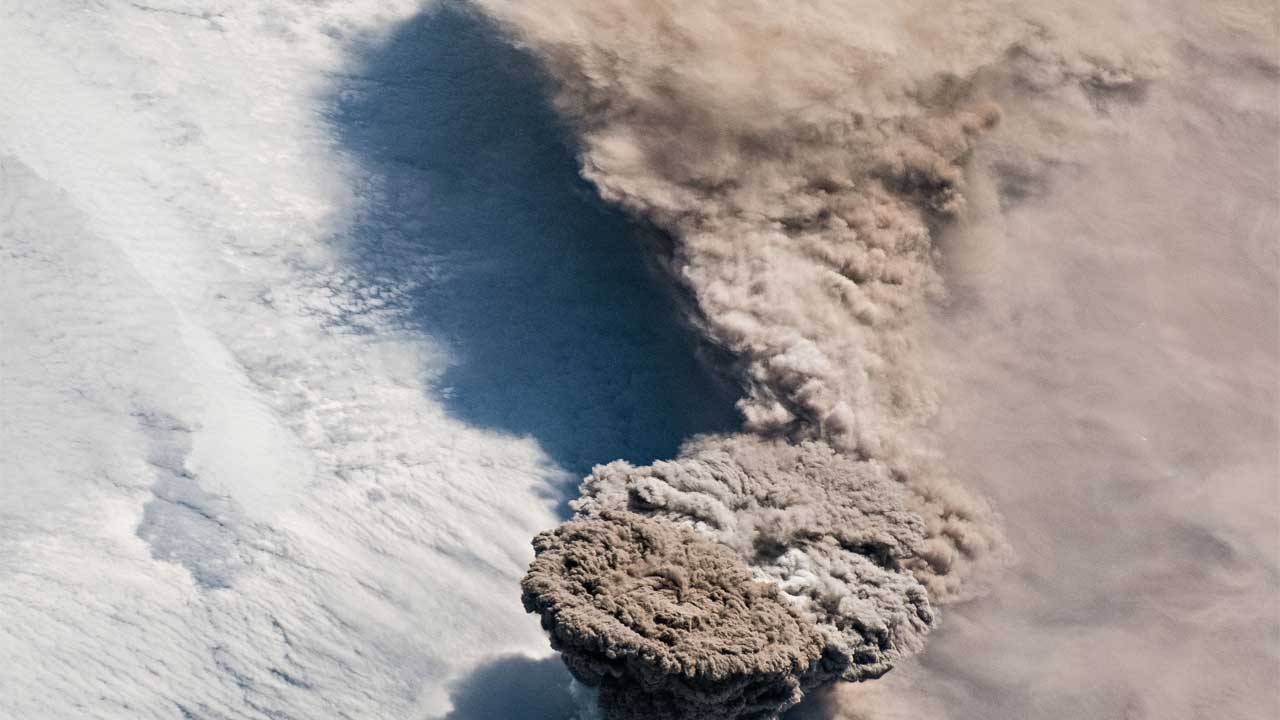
xmin=464 ymin=0 xmax=1066 ymax=716
xmin=525 ymin=438 xmax=933 ymax=719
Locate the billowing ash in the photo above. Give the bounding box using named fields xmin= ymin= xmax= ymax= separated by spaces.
xmin=573 ymin=437 xmax=934 ymax=680
xmin=525 ymin=438 xmax=933 ymax=718
xmin=524 ymin=510 xmax=827 ymax=720
xmin=459 ymin=0 xmax=1136 ymax=716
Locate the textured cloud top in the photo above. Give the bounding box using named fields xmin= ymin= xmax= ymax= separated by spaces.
xmin=575 ymin=438 xmax=936 ymax=674
xmin=524 ymin=438 xmax=938 ymax=717
xmin=469 ymin=1 xmax=1041 ymax=716
xmin=524 ymin=511 xmax=826 ymax=720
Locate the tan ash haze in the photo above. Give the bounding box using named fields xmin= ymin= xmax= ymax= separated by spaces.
xmin=470 ymin=1 xmax=1279 ymax=718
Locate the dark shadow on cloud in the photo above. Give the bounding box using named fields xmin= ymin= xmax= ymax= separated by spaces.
xmin=443 ymin=655 xmax=577 ymax=720
xmin=327 ymin=2 xmax=739 ymax=502
xmin=781 ymin=685 xmax=836 ymax=720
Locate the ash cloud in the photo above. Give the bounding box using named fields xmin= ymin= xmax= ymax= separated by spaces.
xmin=470 ymin=1 xmax=1160 ymax=717
xmin=525 ymin=510 xmax=827 ymax=720
xmin=524 ymin=438 xmax=934 ymax=719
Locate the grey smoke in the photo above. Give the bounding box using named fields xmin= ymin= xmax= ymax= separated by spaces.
xmin=471 ymin=1 xmax=1163 ymax=717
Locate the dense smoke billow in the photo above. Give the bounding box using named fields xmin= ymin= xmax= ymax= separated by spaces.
xmin=524 ymin=438 xmax=935 ymax=719
xmin=463 ymin=1 xmax=1175 ymax=717
xmin=470 ymin=1 xmax=1277 ymax=718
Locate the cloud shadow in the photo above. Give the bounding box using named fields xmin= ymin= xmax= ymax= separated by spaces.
xmin=327 ymin=2 xmax=739 ymax=502
xmin=442 ymin=655 xmax=578 ymax=720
